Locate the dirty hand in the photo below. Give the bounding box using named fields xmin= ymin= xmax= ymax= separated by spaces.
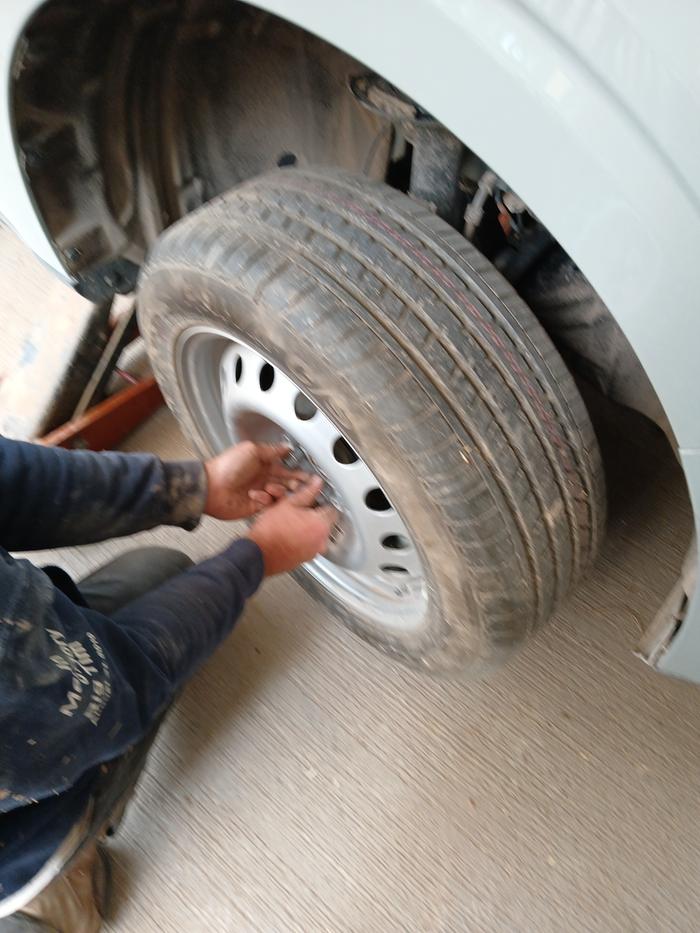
xmin=247 ymin=476 xmax=337 ymax=576
xmin=204 ymin=441 xmax=308 ymax=520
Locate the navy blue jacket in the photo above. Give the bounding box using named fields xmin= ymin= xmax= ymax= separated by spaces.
xmin=0 ymin=438 xmax=263 ymax=898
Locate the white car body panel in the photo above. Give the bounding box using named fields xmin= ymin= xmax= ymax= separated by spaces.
xmin=2 ymin=0 xmax=700 ymax=678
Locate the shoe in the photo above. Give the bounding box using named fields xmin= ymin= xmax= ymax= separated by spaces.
xmin=4 ymin=842 xmax=111 ymax=933
xmin=0 ymin=914 xmax=58 ymax=931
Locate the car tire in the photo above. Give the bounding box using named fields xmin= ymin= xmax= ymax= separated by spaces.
xmin=138 ymin=168 xmax=605 ymax=676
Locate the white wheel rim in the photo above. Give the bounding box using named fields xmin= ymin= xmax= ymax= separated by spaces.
xmin=175 ymin=326 xmax=428 ymax=633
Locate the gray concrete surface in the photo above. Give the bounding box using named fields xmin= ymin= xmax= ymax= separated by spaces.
xmin=2 ymin=228 xmax=700 ymax=932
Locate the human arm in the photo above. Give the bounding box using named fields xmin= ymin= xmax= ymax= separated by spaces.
xmin=0 ymin=437 xmax=306 ymax=552
xmin=0 ymin=436 xmax=206 ymax=551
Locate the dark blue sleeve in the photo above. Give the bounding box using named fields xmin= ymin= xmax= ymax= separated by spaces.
xmin=0 ymin=539 xmax=263 ymax=811
xmin=0 ymin=436 xmax=207 ymax=551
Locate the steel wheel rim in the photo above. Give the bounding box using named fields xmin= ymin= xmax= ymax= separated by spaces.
xmin=175 ymin=325 xmax=428 ymax=633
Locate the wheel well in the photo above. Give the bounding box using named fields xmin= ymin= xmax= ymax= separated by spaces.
xmin=13 ymin=0 xmax=392 ymax=295
xmin=12 ymin=0 xmax=668 ymax=432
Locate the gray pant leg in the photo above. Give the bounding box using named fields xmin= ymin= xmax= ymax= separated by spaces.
xmin=78 ymin=547 xmax=194 ymax=615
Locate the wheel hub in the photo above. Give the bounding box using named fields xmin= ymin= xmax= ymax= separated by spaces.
xmin=177 ymin=327 xmax=428 ymax=632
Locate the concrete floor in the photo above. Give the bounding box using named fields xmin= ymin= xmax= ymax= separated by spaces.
xmin=2 ymin=227 xmax=700 ymax=931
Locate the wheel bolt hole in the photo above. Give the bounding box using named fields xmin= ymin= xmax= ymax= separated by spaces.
xmin=259 ymin=362 xmax=275 ymax=392
xmin=333 ymin=437 xmax=359 ymax=464
xmin=380 ymin=565 xmax=409 ymax=574
xmin=365 ymin=488 xmax=391 ymax=512
xmin=382 ymin=534 xmax=410 ymax=550
xmin=234 ymin=355 xmax=243 ymax=383
xmin=294 ymin=392 xmax=317 ymax=421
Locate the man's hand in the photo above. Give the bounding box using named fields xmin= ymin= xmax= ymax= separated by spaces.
xmin=247 ymin=476 xmax=337 ymax=576
xmin=204 ymin=441 xmax=308 ymax=520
